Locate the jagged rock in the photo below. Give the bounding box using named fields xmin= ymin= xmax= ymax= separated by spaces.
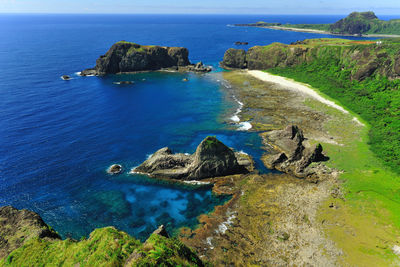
xmin=263 ymin=125 xmax=330 ymax=180
xmin=133 ymin=136 xmax=248 ymax=180
xmin=152 ymin=225 xmax=169 ymax=238
xmin=0 ymin=206 xmax=60 ymax=258
xmin=107 ymin=164 xmax=123 ymax=175
xmin=187 ymin=61 xmax=212 ymax=72
xmin=82 ymin=41 xmax=191 ymax=75
xmin=61 ymin=75 xmax=71 ymax=80
xmin=80 ymin=68 xmax=97 ymax=76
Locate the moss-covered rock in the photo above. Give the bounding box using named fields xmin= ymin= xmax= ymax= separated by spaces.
xmin=221 ymin=48 xmax=247 ymax=69
xmin=0 ymin=207 xmax=205 ymax=266
xmin=0 ymin=206 xmax=60 ymax=259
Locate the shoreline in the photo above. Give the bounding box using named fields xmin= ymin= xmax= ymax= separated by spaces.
xmin=246 ymin=25 xmax=400 ymax=38
xmin=247 ymin=70 xmax=365 ymax=126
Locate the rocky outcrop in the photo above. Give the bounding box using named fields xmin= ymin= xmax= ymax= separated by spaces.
xmin=107 ymin=164 xmax=123 ymax=175
xmin=81 ymin=41 xmax=211 ymax=76
xmin=0 ymin=206 xmax=60 ymax=258
xmin=133 ymin=136 xmax=249 ymax=180
xmin=329 ymin=11 xmax=378 ymax=35
xmin=221 ymin=39 xmax=400 ymax=81
xmin=221 ymin=48 xmax=247 ymax=69
xmin=263 ymin=125 xmax=330 ymax=181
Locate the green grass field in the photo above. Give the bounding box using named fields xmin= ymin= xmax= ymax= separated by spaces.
xmin=264 ymin=69 xmax=400 ymax=265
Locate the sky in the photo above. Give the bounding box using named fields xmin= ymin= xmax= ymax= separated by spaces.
xmin=0 ymin=0 xmax=399 ymax=15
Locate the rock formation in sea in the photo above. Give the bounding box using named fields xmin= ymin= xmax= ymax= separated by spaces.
xmin=263 ymin=125 xmax=330 ymax=181
xmin=133 ymin=136 xmax=250 ymax=180
xmin=221 ymin=38 xmax=400 ymax=81
xmin=107 ymin=164 xmax=123 ymax=175
xmin=81 ymin=41 xmax=211 ymax=76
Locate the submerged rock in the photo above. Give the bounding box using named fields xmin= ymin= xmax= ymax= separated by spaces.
xmin=0 ymin=206 xmax=60 ymax=258
xmin=107 ymin=164 xmax=123 ymax=175
xmin=133 ymin=136 xmax=248 ymax=180
xmin=263 ymin=125 xmax=330 ymax=181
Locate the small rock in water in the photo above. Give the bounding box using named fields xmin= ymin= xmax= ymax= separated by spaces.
xmin=119 ymin=81 xmax=134 ymax=85
xmin=107 ymin=164 xmax=123 ymax=175
xmin=61 ymin=75 xmax=71 ymax=80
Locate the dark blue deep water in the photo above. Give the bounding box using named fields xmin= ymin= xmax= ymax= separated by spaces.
xmin=0 ymin=14 xmax=381 ymax=240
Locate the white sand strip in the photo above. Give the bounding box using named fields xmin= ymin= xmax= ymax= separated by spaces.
xmin=247 ymin=70 xmax=365 ymax=126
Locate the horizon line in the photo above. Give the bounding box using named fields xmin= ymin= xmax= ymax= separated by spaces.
xmin=0 ymin=12 xmax=398 ymax=16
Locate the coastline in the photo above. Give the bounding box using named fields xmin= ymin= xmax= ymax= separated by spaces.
xmin=248 ymin=25 xmax=400 ymax=38
xmin=219 ymin=70 xmax=400 ymax=265
xmin=246 ymin=70 xmax=365 ymax=126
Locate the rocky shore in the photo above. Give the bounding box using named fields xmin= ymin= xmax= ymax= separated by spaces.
xmin=81 ymin=41 xmax=211 ymax=76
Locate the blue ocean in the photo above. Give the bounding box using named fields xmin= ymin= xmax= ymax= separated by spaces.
xmin=0 ymin=14 xmax=383 ymax=240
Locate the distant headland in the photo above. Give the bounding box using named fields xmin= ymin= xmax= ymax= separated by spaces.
xmin=235 ymin=11 xmax=400 ymax=37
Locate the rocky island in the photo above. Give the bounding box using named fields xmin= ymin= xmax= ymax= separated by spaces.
xmin=132 ymin=136 xmax=250 ymax=180
xmin=81 ymin=41 xmax=211 ymax=76
xmin=235 ymin=11 xmax=400 ymax=37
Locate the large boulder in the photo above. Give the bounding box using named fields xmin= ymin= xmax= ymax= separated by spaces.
xmin=0 ymin=206 xmax=60 ymax=258
xmin=263 ymin=125 xmax=330 ymax=180
xmin=133 ymin=136 xmax=248 ymax=180
xmin=221 ymin=48 xmax=247 ymax=69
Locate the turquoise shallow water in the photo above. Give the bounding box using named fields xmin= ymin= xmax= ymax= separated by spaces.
xmin=0 ymin=14 xmax=381 ymax=240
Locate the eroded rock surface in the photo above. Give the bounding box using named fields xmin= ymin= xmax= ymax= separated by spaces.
xmin=0 ymin=206 xmax=60 ymax=258
xmin=263 ymin=125 xmax=330 ymax=181
xmin=133 ymin=136 xmax=249 ymax=180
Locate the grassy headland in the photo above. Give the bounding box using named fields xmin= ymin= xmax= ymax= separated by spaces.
xmin=236 ymin=11 xmax=400 ymax=37
xmin=262 ymin=41 xmax=400 ymax=264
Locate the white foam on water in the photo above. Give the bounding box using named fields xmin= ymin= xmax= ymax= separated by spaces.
xmin=146 ymin=153 xmax=153 ymax=159
xmin=230 ymin=115 xmax=240 ymax=122
xmin=237 ymin=121 xmax=252 ymax=131
xmin=74 ymin=72 xmax=82 ymax=76
xmin=183 ymin=180 xmax=211 ymax=185
xmin=230 ymin=95 xmax=244 ymax=123
xmin=238 ymin=150 xmax=248 ymax=155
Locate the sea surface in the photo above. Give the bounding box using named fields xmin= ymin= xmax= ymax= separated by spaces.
xmin=0 ymin=14 xmax=382 ymax=240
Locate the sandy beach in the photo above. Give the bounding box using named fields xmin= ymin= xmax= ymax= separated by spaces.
xmin=247 ymin=70 xmax=365 ymax=126
xmin=259 ymin=25 xmax=400 ymax=38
